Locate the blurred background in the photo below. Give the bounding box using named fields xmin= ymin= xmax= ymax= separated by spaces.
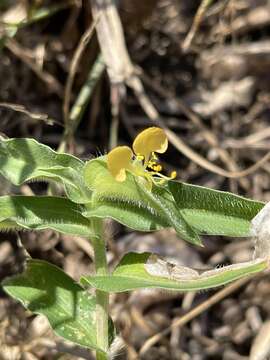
xmin=1 ymin=0 xmax=270 ymax=359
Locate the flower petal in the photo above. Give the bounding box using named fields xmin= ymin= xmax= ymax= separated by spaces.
xmin=107 ymin=146 xmax=133 ymax=182
xmin=132 ymin=127 xmax=168 ymax=160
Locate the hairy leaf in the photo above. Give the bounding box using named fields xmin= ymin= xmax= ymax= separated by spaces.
xmin=84 ymin=158 xmax=201 ymax=245
xmin=0 ymin=195 xmax=92 ymax=237
xmin=81 ymin=252 xmax=267 ymax=293
xmin=0 ymin=138 xmax=91 ymax=203
xmin=84 ymin=198 xmax=169 ymax=232
xmin=3 ymin=259 xmax=115 ymax=352
xmin=169 ymin=181 xmax=264 ymax=237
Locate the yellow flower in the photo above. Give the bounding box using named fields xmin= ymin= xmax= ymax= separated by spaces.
xmin=107 ymin=127 xmax=176 ymax=189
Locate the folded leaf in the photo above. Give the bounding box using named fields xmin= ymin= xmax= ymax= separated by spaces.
xmin=168 ymin=181 xmax=264 ymax=237
xmin=81 ymin=252 xmax=267 ymax=293
xmin=0 ymin=138 xmax=91 ymax=203
xmin=3 ymin=259 xmax=115 ymax=352
xmin=84 ymin=158 xmax=201 ymax=245
xmin=0 ymin=195 xmax=92 ymax=237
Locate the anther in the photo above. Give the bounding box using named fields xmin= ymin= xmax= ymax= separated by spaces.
xmin=151 ymin=152 xmax=158 ymax=160
xmin=153 ymin=165 xmax=162 ymax=172
xmin=136 ymin=154 xmax=144 ymax=161
xmin=170 ymin=171 xmax=177 ymax=179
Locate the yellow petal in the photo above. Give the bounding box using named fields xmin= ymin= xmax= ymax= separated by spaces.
xmin=107 ymin=146 xmax=133 ymax=182
xmin=132 ymin=127 xmax=168 ymax=160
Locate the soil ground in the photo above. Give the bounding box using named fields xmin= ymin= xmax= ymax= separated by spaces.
xmin=1 ymin=1 xmax=270 ymax=359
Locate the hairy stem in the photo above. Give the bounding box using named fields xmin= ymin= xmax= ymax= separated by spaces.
xmin=91 ymin=219 xmax=109 ymax=360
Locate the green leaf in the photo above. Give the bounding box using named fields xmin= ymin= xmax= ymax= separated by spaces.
xmin=0 ymin=195 xmax=92 ymax=237
xmin=168 ymin=181 xmax=264 ymax=237
xmin=84 ymin=197 xmax=169 ymax=232
xmin=84 ymin=158 xmax=201 ymax=245
xmin=0 ymin=138 xmax=91 ymax=203
xmin=3 ymin=259 xmax=114 ymax=352
xmin=81 ymin=252 xmax=267 ymax=293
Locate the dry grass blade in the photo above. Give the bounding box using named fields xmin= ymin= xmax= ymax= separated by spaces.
xmin=140 ymin=277 xmax=252 ymax=355
xmin=0 ymin=102 xmax=61 ymax=126
xmin=225 ymin=127 xmax=270 ymax=148
xmin=141 ymin=71 xmax=249 ymax=189
xmin=182 ymin=0 xmax=214 ymax=52
xmin=6 ymin=39 xmax=63 ymax=97
xmin=250 ymin=320 xmax=270 ymax=360
xmin=163 ymin=127 xmax=270 ymax=179
xmin=220 ymin=5 xmax=270 ymax=36
xmin=128 ymin=75 xmax=270 ymax=179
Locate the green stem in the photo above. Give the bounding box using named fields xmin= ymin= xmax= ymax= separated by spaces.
xmin=68 ymin=54 xmax=105 ymax=138
xmin=91 ymin=219 xmax=109 ymax=360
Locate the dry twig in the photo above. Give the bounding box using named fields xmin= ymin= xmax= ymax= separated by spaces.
xmin=128 ymin=74 xmax=270 ymax=179
xmin=140 ymin=276 xmax=253 ymax=355
xmin=182 ymin=0 xmax=214 ymax=52
xmin=0 ymin=102 xmax=61 ymax=126
xmin=6 ymin=39 xmax=63 ymax=97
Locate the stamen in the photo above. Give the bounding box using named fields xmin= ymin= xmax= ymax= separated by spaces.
xmin=147 ymin=161 xmax=155 ymax=169
xmin=153 ymin=178 xmax=166 ymax=185
xmin=170 ymin=171 xmax=177 ymax=179
xmin=136 ymin=154 xmax=144 ymax=161
xmin=153 ymin=165 xmax=162 ymax=172
xmin=129 ymin=146 xmax=175 ymax=186
xmin=151 ymin=152 xmax=158 ymax=160
xmin=149 ymin=169 xmax=177 ymax=182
